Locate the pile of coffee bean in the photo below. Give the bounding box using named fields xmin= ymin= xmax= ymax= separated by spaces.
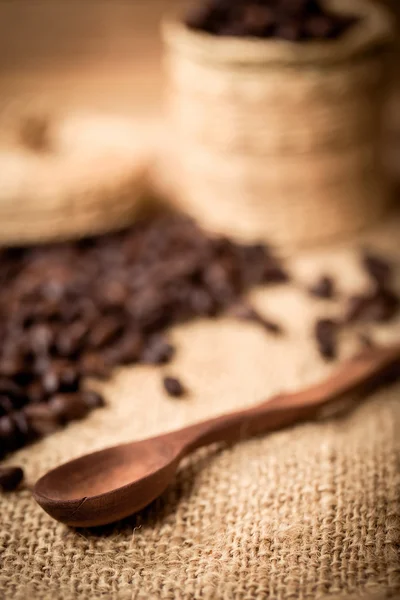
xmin=0 ymin=213 xmax=288 ymax=463
xmin=185 ymin=0 xmax=358 ymax=41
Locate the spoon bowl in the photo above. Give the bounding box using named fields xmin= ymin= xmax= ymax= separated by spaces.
xmin=34 ymin=437 xmax=181 ymax=527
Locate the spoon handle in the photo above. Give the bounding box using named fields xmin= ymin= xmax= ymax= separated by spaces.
xmin=173 ymin=344 xmax=400 ymax=456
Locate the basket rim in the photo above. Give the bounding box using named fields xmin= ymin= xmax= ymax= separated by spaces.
xmin=163 ymin=0 xmax=394 ymax=67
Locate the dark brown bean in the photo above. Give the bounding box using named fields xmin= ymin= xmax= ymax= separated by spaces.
xmin=229 ymin=302 xmax=283 ymax=335
xmin=163 ymin=376 xmax=186 ymax=398
xmin=141 ymin=335 xmax=175 ymax=365
xmin=0 ymin=466 xmax=24 ymax=491
xmin=24 ymin=403 xmax=60 ymax=436
xmin=315 ymin=318 xmax=339 ymax=361
xmin=0 ymin=416 xmax=18 ymax=455
xmin=81 ymin=353 xmax=110 ymax=380
xmin=358 ymin=333 xmax=375 ymax=350
xmin=81 ymin=390 xmax=105 ymax=410
xmin=362 ymin=251 xmax=392 ymax=289
xmin=49 ymin=394 xmax=90 ymax=424
xmin=309 ymin=275 xmax=336 ymax=300
xmin=88 ymin=316 xmax=123 ymax=349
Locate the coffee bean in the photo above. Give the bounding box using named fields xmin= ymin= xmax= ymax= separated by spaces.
xmin=49 ymin=394 xmax=90 ymax=424
xmin=141 ymin=335 xmax=175 ymax=365
xmin=358 ymin=333 xmax=375 ymax=350
xmin=0 ymin=416 xmax=18 ymax=455
xmin=27 ymin=381 xmax=46 ymax=404
xmin=345 ymin=289 xmax=399 ymax=324
xmin=309 ymin=275 xmax=336 ymax=299
xmin=81 ymin=390 xmax=105 ymax=410
xmin=362 ymin=251 xmax=393 ymax=289
xmin=24 ymin=403 xmax=60 ymax=436
xmin=0 ymin=466 xmax=24 ymax=491
xmin=29 ymin=324 xmax=53 ymax=355
xmin=163 ymin=376 xmax=186 ymax=398
xmin=81 ymin=353 xmax=110 ymax=380
xmin=107 ymin=332 xmax=143 ymax=366
xmin=55 ymin=321 xmax=88 ymax=357
xmin=315 ymin=318 xmax=339 ymax=360
xmin=229 ymin=302 xmax=283 ymax=335
xmin=88 ymin=316 xmax=123 ymax=349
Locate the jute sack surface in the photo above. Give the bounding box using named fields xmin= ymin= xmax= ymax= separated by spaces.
xmin=0 ymin=113 xmax=149 ymax=245
xmin=0 ymin=212 xmax=399 ymax=600
xmin=164 ymin=0 xmax=394 ymax=249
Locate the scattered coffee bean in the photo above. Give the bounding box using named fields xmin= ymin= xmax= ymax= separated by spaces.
xmin=229 ymin=302 xmax=283 ymax=335
xmin=24 ymin=402 xmax=60 ymax=436
xmin=345 ymin=289 xmax=399 ymax=325
xmin=315 ymin=318 xmax=339 ymax=360
xmin=82 ymin=391 xmax=105 ymax=410
xmin=163 ymin=376 xmax=186 ymax=398
xmin=49 ymin=394 xmax=90 ymax=424
xmin=141 ymin=335 xmax=175 ymax=365
xmin=358 ymin=333 xmax=375 ymax=350
xmin=309 ymin=275 xmax=336 ymax=299
xmin=362 ymin=251 xmax=393 ymax=290
xmin=0 ymin=466 xmax=24 ymax=491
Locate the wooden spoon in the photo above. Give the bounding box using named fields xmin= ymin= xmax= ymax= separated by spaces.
xmin=34 ymin=344 xmax=400 ymax=527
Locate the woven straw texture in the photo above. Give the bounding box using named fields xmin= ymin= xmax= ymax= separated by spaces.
xmin=0 ymin=114 xmax=148 ymax=245
xmin=164 ymin=0 xmax=394 ymax=249
xmin=1 ymin=212 xmax=400 ymax=599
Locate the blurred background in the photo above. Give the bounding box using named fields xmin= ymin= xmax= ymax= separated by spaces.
xmin=0 ymin=0 xmax=398 ymax=178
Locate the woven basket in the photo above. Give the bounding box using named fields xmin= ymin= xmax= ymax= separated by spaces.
xmin=163 ymin=0 xmax=394 ymax=250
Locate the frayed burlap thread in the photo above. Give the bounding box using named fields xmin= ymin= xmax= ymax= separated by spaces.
xmin=1 ymin=217 xmax=400 ymax=599
xmin=164 ymin=0 xmax=394 ymax=249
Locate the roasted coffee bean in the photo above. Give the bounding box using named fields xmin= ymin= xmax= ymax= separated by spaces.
xmin=345 ymin=289 xmax=399 ymax=324
xmin=163 ymin=376 xmax=186 ymax=398
xmin=107 ymin=332 xmax=143 ymax=366
xmin=358 ymin=333 xmax=375 ymax=350
xmin=27 ymin=381 xmax=46 ymax=404
xmin=81 ymin=390 xmax=105 ymax=410
xmin=81 ymin=353 xmax=110 ymax=380
xmin=49 ymin=394 xmax=90 ymax=424
xmin=229 ymin=302 xmax=283 ymax=335
xmin=141 ymin=335 xmax=175 ymax=365
xmin=0 ymin=416 xmax=18 ymax=455
xmin=29 ymin=324 xmax=53 ymax=355
xmin=303 ymin=14 xmax=336 ymax=39
xmin=55 ymin=321 xmax=88 ymax=357
xmin=362 ymin=251 xmax=393 ymax=289
xmin=309 ymin=275 xmax=336 ymax=299
xmin=344 ymin=294 xmax=367 ymax=324
xmin=315 ymin=318 xmax=339 ymax=360
xmin=263 ymin=262 xmax=290 ymax=284
xmin=24 ymin=403 xmax=60 ymax=436
xmin=12 ymin=412 xmax=35 ymax=446
xmin=88 ymin=316 xmax=123 ymax=349
xmin=0 ymin=395 xmax=13 ymax=417
xmin=0 ymin=466 xmax=24 ymax=491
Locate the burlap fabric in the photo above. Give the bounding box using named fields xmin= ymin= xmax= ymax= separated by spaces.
xmin=163 ymin=0 xmax=394 ymax=249
xmin=0 ymin=114 xmax=148 ymax=245
xmin=0 ymin=212 xmax=399 ymax=599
